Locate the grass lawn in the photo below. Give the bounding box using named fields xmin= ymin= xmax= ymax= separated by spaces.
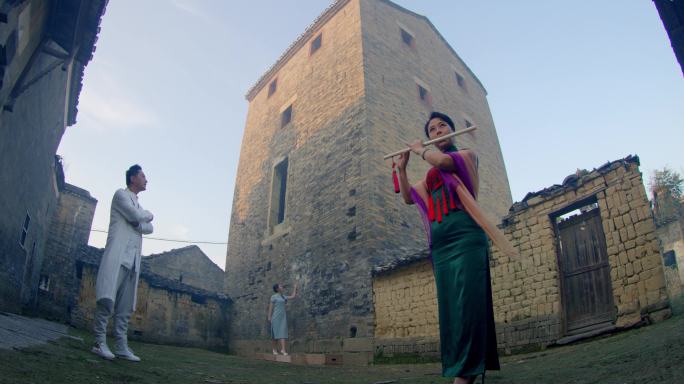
xmin=2 ymin=294 xmax=683 ymax=384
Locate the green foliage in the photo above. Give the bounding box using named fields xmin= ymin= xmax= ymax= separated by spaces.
xmin=650 ymin=167 xmax=683 ymax=224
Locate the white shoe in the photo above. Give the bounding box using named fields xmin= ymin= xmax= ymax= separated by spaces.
xmin=91 ymin=342 xmax=115 ymax=360
xmin=272 ymin=349 xmax=278 ymax=355
xmin=114 ymin=344 xmax=141 ymax=362
xmin=280 ymin=351 xmax=288 ymax=356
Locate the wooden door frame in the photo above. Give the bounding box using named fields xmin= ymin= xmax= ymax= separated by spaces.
xmin=550 ymin=195 xmax=615 ymax=336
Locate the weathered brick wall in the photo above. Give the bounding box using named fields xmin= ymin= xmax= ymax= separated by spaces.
xmin=143 ymin=246 xmax=224 ymax=293
xmin=361 ymin=0 xmax=512 ymax=233
xmin=225 ymin=0 xmax=371 ymax=355
xmin=0 ymin=0 xmax=66 ymax=312
xmin=38 ymin=184 xmax=97 ymax=321
xmin=225 ymin=0 xmax=512 ymax=356
xmin=490 ymin=157 xmax=669 ymax=352
xmin=371 ymin=156 xmax=671 ymax=355
xmin=655 ymin=219 xmax=684 ymax=298
xmin=373 ymin=259 xmax=438 ymax=340
xmin=72 ymin=262 xmax=231 ymax=349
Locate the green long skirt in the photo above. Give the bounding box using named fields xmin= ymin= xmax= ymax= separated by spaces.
xmin=431 ymin=209 xmax=500 ymax=377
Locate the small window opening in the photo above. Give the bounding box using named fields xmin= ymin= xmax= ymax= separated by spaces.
xmin=281 ymin=105 xmax=293 ymax=128
xmin=268 ymin=79 xmax=277 ymax=97
xmin=310 ymin=33 xmax=322 ymax=55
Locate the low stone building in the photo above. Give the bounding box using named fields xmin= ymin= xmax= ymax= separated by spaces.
xmin=372 ymin=155 xmax=671 ymax=355
xmin=143 ymin=246 xmax=225 ymax=294
xmin=35 ymin=168 xmax=232 ymax=349
xmin=71 ymin=246 xmax=232 ymax=350
xmin=656 ymin=218 xmax=684 ymax=298
xmin=37 ymin=174 xmax=97 ymax=322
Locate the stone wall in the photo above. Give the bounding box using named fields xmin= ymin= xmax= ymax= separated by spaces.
xmin=225 ymin=0 xmax=512 ymax=356
xmin=225 ymin=0 xmax=370 ymax=355
xmin=656 ymin=218 xmax=684 ymax=297
xmin=37 ymin=183 xmax=97 ymax=321
xmin=491 ymin=156 xmax=669 ymax=353
xmin=0 ymin=0 xmax=105 ymax=313
xmin=0 ymin=1 xmax=64 ymax=313
xmin=143 ymin=246 xmax=224 ymax=293
xmin=371 ymin=156 xmax=672 ymax=355
xmin=72 ymin=247 xmax=231 ymax=349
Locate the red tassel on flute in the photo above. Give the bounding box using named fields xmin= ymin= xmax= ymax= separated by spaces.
xmin=449 ymin=190 xmax=456 ymax=210
xmin=392 ymin=161 xmax=400 ymax=194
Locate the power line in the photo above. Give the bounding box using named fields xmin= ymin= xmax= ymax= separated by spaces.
xmin=90 ymin=229 xmax=227 ymax=245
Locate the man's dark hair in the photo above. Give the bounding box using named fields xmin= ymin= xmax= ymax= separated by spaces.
xmin=126 ymin=164 xmax=142 ymax=186
xmin=273 ymin=283 xmax=280 ymax=293
xmin=424 ymin=111 xmax=455 ymax=137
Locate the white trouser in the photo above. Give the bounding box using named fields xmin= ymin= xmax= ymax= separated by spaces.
xmin=93 ymin=265 xmax=136 ymax=346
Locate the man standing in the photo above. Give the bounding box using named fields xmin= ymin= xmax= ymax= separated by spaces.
xmin=91 ymin=164 xmax=153 ymax=362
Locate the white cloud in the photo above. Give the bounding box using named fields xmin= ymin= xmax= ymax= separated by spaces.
xmin=171 ymin=0 xmax=212 ymax=22
xmin=77 ymin=64 xmax=159 ymax=131
xmin=79 ymin=88 xmax=159 ymax=129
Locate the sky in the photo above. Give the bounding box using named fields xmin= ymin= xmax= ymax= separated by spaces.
xmin=57 ymin=1 xmax=683 ymax=270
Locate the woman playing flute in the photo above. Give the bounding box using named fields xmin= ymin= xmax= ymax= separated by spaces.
xmin=396 ymin=111 xmax=513 ymax=384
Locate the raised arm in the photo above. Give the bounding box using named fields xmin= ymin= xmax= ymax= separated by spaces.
xmin=407 ymin=140 xmax=456 ymax=171
xmin=285 ymin=283 xmax=298 ymax=300
xmin=112 ymin=190 xmax=154 ymax=224
xmin=396 ymin=152 xmax=426 ymax=205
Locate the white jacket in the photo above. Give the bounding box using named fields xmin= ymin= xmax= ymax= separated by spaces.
xmin=95 ymin=188 xmax=153 ymax=310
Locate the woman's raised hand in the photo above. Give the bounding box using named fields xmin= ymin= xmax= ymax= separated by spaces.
xmin=397 ymin=152 xmax=410 ymax=170
xmin=407 ymin=139 xmax=425 ymax=155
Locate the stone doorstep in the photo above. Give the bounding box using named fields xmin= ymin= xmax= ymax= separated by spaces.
xmin=554 ymin=324 xmax=616 ymax=346
xmin=254 ymin=352 xmax=367 ymax=366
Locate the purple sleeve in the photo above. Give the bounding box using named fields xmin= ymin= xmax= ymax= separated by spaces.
xmin=448 ymin=152 xmax=474 ymax=196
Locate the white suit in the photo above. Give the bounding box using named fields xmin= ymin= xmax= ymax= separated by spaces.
xmin=94 ymin=188 xmax=153 ymax=344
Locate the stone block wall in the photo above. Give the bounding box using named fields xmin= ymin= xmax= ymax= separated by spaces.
xmin=143 ymin=246 xmax=224 ymax=293
xmin=225 ymin=0 xmax=513 ymax=356
xmin=371 ymin=156 xmax=671 ymax=354
xmin=373 ymin=259 xmax=438 ymax=340
xmin=491 ymin=156 xmax=669 ymax=352
xmin=72 ymin=256 xmax=231 ymax=349
xmin=655 ymin=219 xmax=684 ymax=298
xmin=225 ymin=0 xmax=372 ymax=355
xmin=37 ymin=184 xmax=97 ymax=321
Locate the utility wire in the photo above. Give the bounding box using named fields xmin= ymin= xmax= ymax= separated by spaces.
xmin=90 ymin=229 xmax=227 ymax=245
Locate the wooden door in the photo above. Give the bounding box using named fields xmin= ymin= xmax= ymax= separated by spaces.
xmin=557 ymin=209 xmax=615 ymax=334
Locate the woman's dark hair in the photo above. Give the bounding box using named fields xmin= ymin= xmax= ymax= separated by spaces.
xmin=424 ymin=111 xmax=455 ymax=137
xmin=272 ymin=283 xmax=280 ymax=293
xmin=126 ymin=164 xmax=142 ymax=186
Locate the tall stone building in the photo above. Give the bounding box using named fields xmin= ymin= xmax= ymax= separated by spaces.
xmin=225 ymin=0 xmax=511 ymax=354
xmin=0 ymin=0 xmax=107 ymax=313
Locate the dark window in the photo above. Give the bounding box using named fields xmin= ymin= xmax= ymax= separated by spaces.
xmin=664 ymin=250 xmax=677 ymax=268
xmin=455 ymin=72 xmax=466 ymax=89
xmin=401 ymin=28 xmax=414 ymax=47
xmin=281 ymin=105 xmax=292 ymax=128
xmin=465 ymin=119 xmax=473 ymax=128
xmin=19 ymin=213 xmax=30 ymax=248
xmin=417 ymin=84 xmax=431 ymax=105
xmin=268 ymin=79 xmax=277 ymax=97
xmin=269 ymin=158 xmax=289 ymax=231
xmin=310 ymin=34 xmax=322 ymax=55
